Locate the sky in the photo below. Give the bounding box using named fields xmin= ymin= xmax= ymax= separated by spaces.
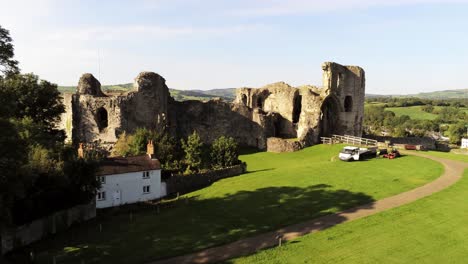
xmin=1 ymin=0 xmax=468 ymax=94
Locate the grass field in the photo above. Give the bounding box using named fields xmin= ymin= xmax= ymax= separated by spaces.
xmin=385 ymin=106 xmax=438 ymax=120
xmin=384 ymin=105 xmax=468 ymax=121
xmin=9 ymin=145 xmax=443 ymax=264
xmin=229 ymin=168 xmax=468 ymax=264
xmin=412 ymin=150 xmax=468 ymax=163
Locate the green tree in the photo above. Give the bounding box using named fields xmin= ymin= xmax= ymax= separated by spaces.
xmin=393 ymin=126 xmax=408 ymax=137
xmin=421 ymin=104 xmax=434 ymax=113
xmin=181 ymin=131 xmax=203 ymax=173
xmin=113 ymin=132 xmax=135 ymax=157
xmin=447 ymin=122 xmax=466 ymax=144
xmin=210 ymin=136 xmax=239 ymax=169
xmin=0 ymin=73 xmax=64 ymax=129
xmin=0 ymin=119 xmax=27 ymax=225
xmin=0 ymin=25 xmax=19 ymax=76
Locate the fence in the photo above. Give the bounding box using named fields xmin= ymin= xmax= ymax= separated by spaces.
xmin=1 ymin=203 xmax=96 ymax=255
xmin=165 ymin=163 xmax=247 ymax=196
xmin=331 ymin=135 xmax=378 ymax=146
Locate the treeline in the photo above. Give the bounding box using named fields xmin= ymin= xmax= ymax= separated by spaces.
xmin=0 ymin=26 xmax=100 ymax=227
xmin=113 ymin=129 xmax=240 ymax=174
xmin=364 ymin=105 xmax=467 ymax=144
xmin=366 ymin=97 xmax=466 ymax=108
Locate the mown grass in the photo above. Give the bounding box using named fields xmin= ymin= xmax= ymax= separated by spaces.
xmin=229 ymin=169 xmax=468 ymax=264
xmin=8 ymin=145 xmax=443 ymax=264
xmin=413 ymin=150 xmax=468 ymax=163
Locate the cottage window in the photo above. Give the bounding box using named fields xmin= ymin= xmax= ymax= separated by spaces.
xmin=97 ymin=191 xmax=106 ymax=201
xmin=98 ymin=176 xmax=106 ymax=184
xmin=143 ymin=185 xmax=151 ymax=194
xmin=142 ymin=171 xmax=150 ymax=179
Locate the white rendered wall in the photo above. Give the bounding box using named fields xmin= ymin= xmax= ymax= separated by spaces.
xmin=462 ymin=138 xmax=468 ymax=149
xmin=96 ymin=170 xmax=162 ymax=209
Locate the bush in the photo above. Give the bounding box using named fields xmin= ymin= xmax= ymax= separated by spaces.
xmin=210 ymin=136 xmax=239 ymax=169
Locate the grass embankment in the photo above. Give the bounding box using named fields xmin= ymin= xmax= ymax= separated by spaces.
xmin=231 ymin=153 xmax=468 ymax=264
xmin=10 ymin=145 xmax=442 ymax=264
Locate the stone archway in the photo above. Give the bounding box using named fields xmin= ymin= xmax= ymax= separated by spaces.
xmin=292 ymin=94 xmax=302 ymax=124
xmin=96 ymin=107 xmax=108 ymax=132
xmin=319 ymin=96 xmax=340 ymax=137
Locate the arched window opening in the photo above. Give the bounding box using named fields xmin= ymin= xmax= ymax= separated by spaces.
xmin=344 ymin=96 xmax=353 ymax=112
xmin=256 ymin=97 xmax=263 ymax=110
xmin=292 ymin=95 xmax=302 ymax=124
xmin=241 ymin=94 xmax=248 ymax=105
xmin=319 ymin=96 xmax=339 ymax=138
xmin=96 ymin=107 xmax=108 ymax=132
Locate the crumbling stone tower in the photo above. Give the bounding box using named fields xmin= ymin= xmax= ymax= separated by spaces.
xmin=62 ymin=72 xmax=169 ymax=144
xmin=235 ymin=62 xmax=365 ymax=151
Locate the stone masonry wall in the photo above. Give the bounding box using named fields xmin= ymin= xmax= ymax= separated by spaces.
xmin=1 ymin=203 xmax=96 ymax=255
xmin=165 ymin=163 xmax=247 ymax=196
xmin=60 ymin=61 xmax=365 ymax=152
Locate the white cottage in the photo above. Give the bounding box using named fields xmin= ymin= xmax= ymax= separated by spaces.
xmin=94 ymin=141 xmax=166 ymax=209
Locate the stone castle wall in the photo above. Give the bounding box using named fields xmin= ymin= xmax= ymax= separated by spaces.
xmin=60 ymin=62 xmax=365 ymax=151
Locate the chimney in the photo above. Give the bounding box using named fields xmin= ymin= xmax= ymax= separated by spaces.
xmin=78 ymin=143 xmax=84 ymax=159
xmin=147 ymin=140 xmax=154 ymax=158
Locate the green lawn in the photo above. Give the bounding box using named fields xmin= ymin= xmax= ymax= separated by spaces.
xmin=9 ymin=145 xmax=443 ymax=264
xmin=385 ymin=106 xmax=438 ymax=120
xmin=229 ymin=169 xmax=468 ymax=264
xmin=408 ymin=150 xmax=468 ymax=163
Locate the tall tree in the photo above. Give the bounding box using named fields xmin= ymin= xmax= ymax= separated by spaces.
xmin=0 ymin=73 xmax=64 ymax=130
xmin=181 ymin=131 xmax=203 ymax=173
xmin=0 ymin=25 xmax=19 ymax=76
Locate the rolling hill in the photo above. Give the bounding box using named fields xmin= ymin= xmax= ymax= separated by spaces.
xmin=58 ymin=84 xmax=236 ymax=102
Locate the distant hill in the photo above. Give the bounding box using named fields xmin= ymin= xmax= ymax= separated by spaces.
xmin=60 ymin=84 xmax=467 ymax=101
xmin=407 ymin=89 xmax=468 ymax=99
xmin=366 ymin=89 xmax=468 ymax=99
xmin=58 ymin=84 xmax=236 ymax=102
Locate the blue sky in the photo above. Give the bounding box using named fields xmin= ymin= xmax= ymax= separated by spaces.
xmin=1 ymin=0 xmax=468 ymax=94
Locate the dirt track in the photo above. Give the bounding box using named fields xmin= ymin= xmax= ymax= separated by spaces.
xmin=152 ymin=152 xmax=468 ymax=264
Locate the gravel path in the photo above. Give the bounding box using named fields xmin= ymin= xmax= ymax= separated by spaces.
xmin=152 ymin=152 xmax=468 ymax=264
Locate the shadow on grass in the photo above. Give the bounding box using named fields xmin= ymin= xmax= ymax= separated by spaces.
xmin=243 ymin=168 xmax=275 ymax=174
xmin=7 ymin=185 xmax=375 ymax=264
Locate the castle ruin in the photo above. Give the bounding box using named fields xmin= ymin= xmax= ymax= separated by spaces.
xmin=59 ymin=62 xmax=365 ymax=152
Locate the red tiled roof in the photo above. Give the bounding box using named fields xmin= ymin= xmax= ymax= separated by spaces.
xmin=97 ymin=155 xmax=161 ymax=176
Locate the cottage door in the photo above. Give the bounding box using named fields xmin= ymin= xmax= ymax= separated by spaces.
xmin=113 ymin=190 xmax=121 ymax=206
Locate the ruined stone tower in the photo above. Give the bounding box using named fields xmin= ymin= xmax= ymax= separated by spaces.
xmin=60 ymin=62 xmax=365 ymax=152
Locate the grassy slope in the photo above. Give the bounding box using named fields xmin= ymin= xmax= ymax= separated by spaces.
xmin=409 ymin=89 xmax=468 ymax=99
xmin=231 ymin=153 xmax=468 ymax=264
xmin=12 ymin=145 xmax=442 ymax=264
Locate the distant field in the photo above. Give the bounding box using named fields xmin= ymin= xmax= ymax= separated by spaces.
xmin=385 ymin=106 xmax=438 ymax=120
xmin=9 ymin=145 xmax=442 ymax=264
xmin=230 ymin=157 xmax=468 ymax=264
